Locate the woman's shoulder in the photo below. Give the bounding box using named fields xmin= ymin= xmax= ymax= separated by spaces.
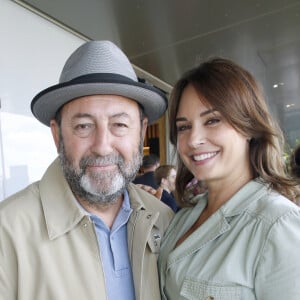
xmin=248 ymin=188 xmax=300 ymax=225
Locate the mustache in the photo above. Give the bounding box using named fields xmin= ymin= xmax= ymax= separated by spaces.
xmin=79 ymin=153 xmax=124 ymax=170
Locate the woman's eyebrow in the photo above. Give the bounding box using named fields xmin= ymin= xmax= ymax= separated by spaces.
xmin=200 ymin=108 xmax=216 ymax=117
xmin=175 ymin=108 xmax=217 ymax=122
xmin=175 ymin=117 xmax=187 ymax=123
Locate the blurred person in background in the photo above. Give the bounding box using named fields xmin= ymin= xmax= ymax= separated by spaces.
xmin=155 ymin=164 xmax=179 ymax=212
xmin=289 ymin=144 xmax=300 ymax=205
xmin=133 ymin=153 xmax=160 ymax=188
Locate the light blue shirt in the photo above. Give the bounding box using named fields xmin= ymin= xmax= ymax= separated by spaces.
xmin=88 ymin=191 xmax=135 ymax=300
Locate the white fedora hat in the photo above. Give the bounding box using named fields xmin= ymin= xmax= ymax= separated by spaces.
xmin=31 ymin=40 xmax=168 ymax=126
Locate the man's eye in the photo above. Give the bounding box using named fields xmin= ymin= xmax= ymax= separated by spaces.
xmin=76 ymin=124 xmax=90 ymax=129
xmin=73 ymin=123 xmax=95 ymax=137
xmin=114 ymin=122 xmax=128 ymax=128
xmin=111 ymin=122 xmax=129 ymax=136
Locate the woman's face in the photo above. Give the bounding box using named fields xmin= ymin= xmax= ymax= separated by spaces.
xmin=175 ymin=84 xmax=252 ymax=186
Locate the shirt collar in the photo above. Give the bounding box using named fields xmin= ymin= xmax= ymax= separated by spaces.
xmin=87 ymin=190 xmax=133 ymax=232
xmin=76 ymin=189 xmax=132 ymax=215
xmin=191 ymin=179 xmax=269 ymax=218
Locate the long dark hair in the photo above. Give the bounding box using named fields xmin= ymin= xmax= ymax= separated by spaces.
xmin=169 ymin=58 xmax=300 ymax=206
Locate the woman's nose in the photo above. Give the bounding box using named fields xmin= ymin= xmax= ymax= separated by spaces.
xmin=188 ymin=126 xmax=206 ymax=148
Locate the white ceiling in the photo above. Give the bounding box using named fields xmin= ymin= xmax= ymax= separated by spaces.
xmin=16 ymin=0 xmax=300 ymax=146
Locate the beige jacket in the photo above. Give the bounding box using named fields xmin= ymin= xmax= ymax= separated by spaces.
xmin=0 ymin=158 xmax=173 ymax=300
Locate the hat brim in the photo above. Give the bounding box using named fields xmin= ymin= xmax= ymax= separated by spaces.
xmin=31 ymin=74 xmax=168 ymax=126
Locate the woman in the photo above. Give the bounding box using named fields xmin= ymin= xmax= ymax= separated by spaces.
xmin=158 ymin=58 xmax=300 ymax=299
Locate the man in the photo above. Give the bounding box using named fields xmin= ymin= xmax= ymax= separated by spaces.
xmin=154 ymin=165 xmax=179 ymax=212
xmin=0 ymin=40 xmax=173 ymax=300
xmin=133 ymin=154 xmax=160 ymax=188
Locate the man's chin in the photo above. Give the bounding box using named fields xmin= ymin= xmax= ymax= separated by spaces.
xmin=79 ymin=188 xmax=123 ymax=206
xmin=81 ymin=175 xmax=125 ymax=196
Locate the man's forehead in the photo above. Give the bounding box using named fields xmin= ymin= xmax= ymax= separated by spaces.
xmin=70 ymin=111 xmax=133 ymax=120
xmin=62 ymin=94 xmax=141 ymax=113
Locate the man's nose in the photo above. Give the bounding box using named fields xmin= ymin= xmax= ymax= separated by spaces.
xmin=90 ymin=126 xmax=114 ymax=156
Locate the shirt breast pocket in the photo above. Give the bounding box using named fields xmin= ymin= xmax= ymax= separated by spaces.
xmin=180 ymin=278 xmax=242 ymax=300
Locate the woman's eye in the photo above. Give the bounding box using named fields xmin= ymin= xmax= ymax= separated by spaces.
xmin=206 ymin=117 xmax=220 ymax=125
xmin=177 ymin=124 xmax=191 ymax=132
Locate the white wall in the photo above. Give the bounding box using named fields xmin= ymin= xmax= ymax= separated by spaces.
xmin=0 ymin=0 xmax=86 ymax=200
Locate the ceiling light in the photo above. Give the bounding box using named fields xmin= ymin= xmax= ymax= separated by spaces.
xmin=273 ymin=82 xmax=284 ymax=88
xmin=286 ymin=104 xmax=295 ymax=108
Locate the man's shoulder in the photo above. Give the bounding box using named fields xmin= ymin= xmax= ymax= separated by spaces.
xmin=0 ymin=182 xmax=42 ymax=225
xmin=0 ymin=182 xmax=40 ymax=207
xmin=0 ymin=159 xmax=62 ymax=214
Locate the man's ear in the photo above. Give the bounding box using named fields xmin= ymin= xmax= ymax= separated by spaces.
xmin=50 ymin=119 xmax=60 ymax=152
xmin=141 ymin=118 xmax=148 ymax=139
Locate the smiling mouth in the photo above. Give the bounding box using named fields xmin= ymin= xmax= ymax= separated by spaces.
xmin=87 ymin=164 xmax=117 ymax=171
xmin=193 ymin=152 xmax=218 ymax=161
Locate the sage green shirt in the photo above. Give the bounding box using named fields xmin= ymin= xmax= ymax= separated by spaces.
xmin=159 ymin=180 xmax=300 ymax=299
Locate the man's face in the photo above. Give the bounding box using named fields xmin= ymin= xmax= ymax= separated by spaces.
xmin=50 ymin=95 xmax=148 ymax=206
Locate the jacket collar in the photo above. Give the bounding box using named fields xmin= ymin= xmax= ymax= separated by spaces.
xmin=39 ymin=159 xmax=150 ymax=240
xmin=39 ymin=158 xmax=86 ymax=240
xmin=127 ymin=183 xmax=147 ymax=210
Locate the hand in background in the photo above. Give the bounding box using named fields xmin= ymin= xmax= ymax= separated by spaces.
xmin=136 ymin=184 xmax=163 ymax=200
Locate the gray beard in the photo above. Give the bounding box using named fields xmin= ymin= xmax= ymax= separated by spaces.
xmin=58 ymin=136 xmax=143 ymax=207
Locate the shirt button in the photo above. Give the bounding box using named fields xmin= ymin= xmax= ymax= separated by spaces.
xmin=205 ymin=297 xmax=214 ymax=300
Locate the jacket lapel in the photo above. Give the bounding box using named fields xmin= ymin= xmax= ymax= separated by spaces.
xmin=39 ymin=158 xmax=85 ymax=240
